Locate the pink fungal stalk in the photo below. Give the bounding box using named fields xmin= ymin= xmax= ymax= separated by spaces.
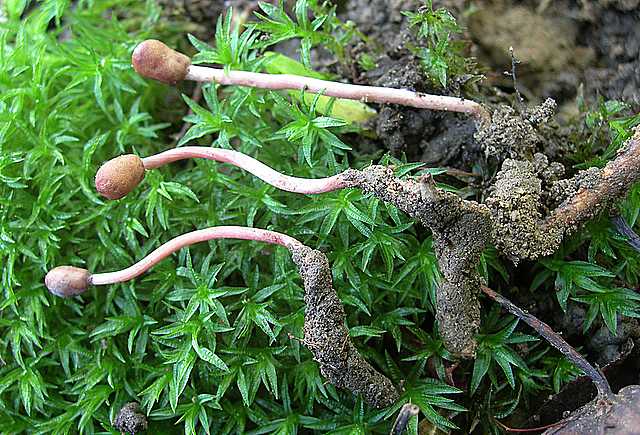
xmin=45 ymin=226 xmax=302 ymax=297
xmin=142 ymin=147 xmax=356 ymax=194
xmin=131 ymin=39 xmax=491 ymax=124
xmin=95 ymin=146 xmax=357 ymax=200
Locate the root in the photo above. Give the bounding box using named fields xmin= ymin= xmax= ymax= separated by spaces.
xmin=543 ymin=127 xmax=640 ymax=243
xmin=290 ymin=245 xmax=399 ymax=408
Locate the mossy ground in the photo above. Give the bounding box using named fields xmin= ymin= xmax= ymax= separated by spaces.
xmin=2 ymin=1 xmax=640 ymax=434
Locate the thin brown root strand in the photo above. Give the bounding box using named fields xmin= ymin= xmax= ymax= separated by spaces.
xmin=480 ymin=286 xmax=613 ymax=398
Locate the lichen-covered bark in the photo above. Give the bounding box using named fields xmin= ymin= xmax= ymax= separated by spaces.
xmin=344 ymin=166 xmax=493 ymax=357
xmin=290 ymin=245 xmax=399 ymax=408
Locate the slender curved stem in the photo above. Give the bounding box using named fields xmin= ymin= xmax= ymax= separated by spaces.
xmin=90 ymin=226 xmax=302 ymax=285
xmin=185 ymin=65 xmax=491 ymax=123
xmin=481 ymin=285 xmax=613 ymax=398
xmin=141 ymin=147 xmax=356 ymax=194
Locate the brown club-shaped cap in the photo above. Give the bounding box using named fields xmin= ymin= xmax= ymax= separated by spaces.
xmin=45 ymin=266 xmax=91 ymax=297
xmin=132 ymin=40 xmax=191 ymax=85
xmin=95 ymin=154 xmax=145 ymax=200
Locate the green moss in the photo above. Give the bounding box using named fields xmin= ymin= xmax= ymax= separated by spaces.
xmin=2 ymin=1 xmax=640 ymax=433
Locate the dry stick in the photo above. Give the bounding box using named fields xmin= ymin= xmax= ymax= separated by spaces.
xmin=480 ymin=285 xmax=613 ymax=398
xmin=131 ymin=40 xmax=491 ymax=124
xmin=44 ymin=226 xmax=399 ymax=408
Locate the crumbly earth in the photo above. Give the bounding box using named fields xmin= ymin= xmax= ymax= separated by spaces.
xmin=113 ymin=402 xmax=147 ymax=434
xmin=345 ymin=165 xmax=493 ymax=357
xmin=485 ymin=159 xmax=561 ymax=263
xmin=549 ymin=167 xmax=603 ymax=208
xmin=583 ymin=2 xmax=640 ymax=109
xmin=468 ymin=6 xmax=578 ymax=75
xmin=476 ymin=99 xmax=557 ymax=160
xmin=339 ymin=0 xmax=484 ymax=168
xmin=543 ymin=386 xmax=640 ymax=435
xmin=290 ymin=245 xmax=399 ymax=408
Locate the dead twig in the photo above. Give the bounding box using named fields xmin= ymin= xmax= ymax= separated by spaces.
xmin=480 ymin=285 xmax=613 ymax=398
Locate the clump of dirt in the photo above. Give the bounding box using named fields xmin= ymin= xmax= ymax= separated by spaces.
xmin=469 ymin=5 xmax=579 ymax=74
xmin=341 ymin=0 xmax=484 ymax=168
xmin=465 ymin=0 xmax=640 ymax=110
xmin=342 ymin=0 xmax=418 ymax=52
xmin=485 ymin=158 xmax=561 ymax=262
xmin=468 ymin=3 xmax=593 ymax=101
xmin=290 ymin=245 xmax=399 ymax=408
xmin=476 ymin=99 xmax=557 ymax=160
xmin=113 ymin=402 xmax=147 ymax=435
xmin=582 ymin=3 xmax=640 ymax=108
xmin=553 ymin=303 xmax=640 ymax=366
xmin=549 ymin=167 xmax=603 ymax=208
xmin=589 ymin=321 xmax=640 ymax=366
xmin=485 ymin=129 xmax=640 ymax=264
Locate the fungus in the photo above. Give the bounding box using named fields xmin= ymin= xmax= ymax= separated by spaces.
xmin=96 ymin=147 xmax=356 ymax=200
xmin=45 ymin=226 xmax=399 ymax=408
xmin=44 ymin=266 xmax=91 ymax=298
xmin=131 ymin=39 xmax=191 ymax=85
xmin=94 ymin=146 xmax=490 ymax=357
xmin=131 ymin=39 xmax=491 ymax=124
xmin=95 ymin=154 xmax=145 ymax=200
